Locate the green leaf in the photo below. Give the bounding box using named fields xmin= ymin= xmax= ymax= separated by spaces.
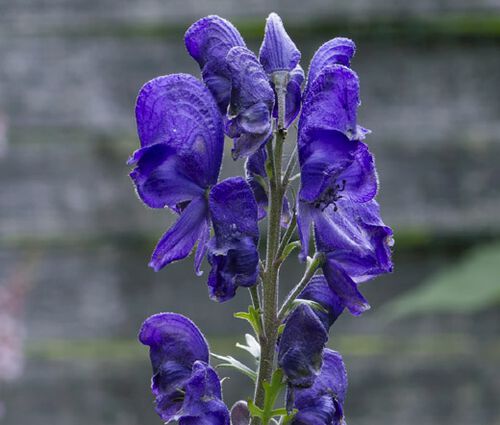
xmin=234 ymin=306 xmax=262 ymax=336
xmin=247 ymin=400 xmax=264 ymax=418
xmin=382 ymin=242 xmax=500 ymax=320
xmin=236 ymin=333 xmax=261 ymax=360
xmin=290 ymin=298 xmax=328 ymax=314
xmin=278 ymin=240 xmax=301 ymax=263
xmin=211 ymin=353 xmax=257 ymax=381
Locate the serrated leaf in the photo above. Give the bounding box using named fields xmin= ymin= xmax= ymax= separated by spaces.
xmin=211 ymin=353 xmax=257 ymax=381
xmin=382 ymin=242 xmax=500 ymax=320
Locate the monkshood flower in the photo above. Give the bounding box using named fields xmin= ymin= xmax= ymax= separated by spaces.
xmin=278 ymin=275 xmax=344 ymax=388
xmin=139 ymin=313 xmax=230 ymax=424
xmin=186 ymin=16 xmax=275 ymax=160
xmin=259 ymin=12 xmax=304 ymax=127
xmin=225 ymin=46 xmax=276 ymax=159
xmin=291 ymin=349 xmax=348 ymax=425
xmin=297 ymin=61 xmax=393 ymax=315
xmin=130 ymin=73 xmax=222 ymax=273
xmin=185 ymin=15 xmax=246 ymax=114
xmin=207 ymin=177 xmax=260 ymax=302
xmin=278 ymin=303 xmax=328 ymax=388
xmin=129 ymin=75 xmax=259 ymax=301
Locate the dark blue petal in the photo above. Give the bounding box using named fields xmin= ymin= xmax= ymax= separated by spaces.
xmin=225 ymin=46 xmax=275 ymax=159
xmin=185 ymin=15 xmax=246 ymax=113
xmin=314 ymin=200 xmax=393 ymax=280
xmin=135 ymin=74 xmax=224 ymax=187
xmin=293 ymin=349 xmax=347 ymax=425
xmin=179 ymin=361 xmax=230 ymax=425
xmin=129 ymin=143 xmax=205 ymax=210
xmin=259 ymin=13 xmax=301 ymax=74
xmin=207 ymin=177 xmax=260 ymax=302
xmin=322 ymin=256 xmax=370 ymax=316
xmin=207 ymin=236 xmax=259 ymax=302
xmin=149 ymin=196 xmax=209 ymax=272
xmin=278 ymin=304 xmax=328 ymax=388
xmin=299 ymin=275 xmax=345 ymax=330
xmin=299 ymin=65 xmax=363 ymax=141
xmin=138 ymin=313 xmax=210 ymax=422
xmin=306 ymin=38 xmax=356 ymax=93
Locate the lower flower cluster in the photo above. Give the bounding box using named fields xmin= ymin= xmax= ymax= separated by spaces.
xmin=131 ymin=12 xmax=393 ymax=425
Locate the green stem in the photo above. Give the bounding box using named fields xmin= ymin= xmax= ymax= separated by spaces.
xmin=275 ymin=212 xmax=297 ymax=261
xmin=278 ymin=253 xmax=324 ymax=321
xmin=251 ymin=73 xmax=289 ymax=425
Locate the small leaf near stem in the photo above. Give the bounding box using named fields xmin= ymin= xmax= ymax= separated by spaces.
xmin=211 ymin=353 xmax=257 ymax=381
xmin=278 ymin=253 xmax=325 ymax=321
xmin=275 ymin=212 xmax=297 ymax=262
xmin=235 ymin=306 xmax=263 ymax=337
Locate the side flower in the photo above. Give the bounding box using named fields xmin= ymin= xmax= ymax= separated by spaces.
xmin=297 ymin=51 xmax=393 ymax=315
xmin=139 ymin=313 xmax=230 ymax=424
xmin=129 ymin=74 xmax=259 ymax=301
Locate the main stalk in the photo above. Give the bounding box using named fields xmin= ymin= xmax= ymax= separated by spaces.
xmin=251 ymin=73 xmax=288 ymax=425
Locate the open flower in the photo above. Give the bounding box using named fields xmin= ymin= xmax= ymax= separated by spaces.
xmin=207 ymin=177 xmax=260 ymax=302
xmin=129 ymin=74 xmax=259 ymax=301
xmin=259 ymin=12 xmax=304 ymax=127
xmin=291 ymin=349 xmax=348 ymax=425
xmin=139 ymin=313 xmax=230 ymax=424
xmin=278 ymin=303 xmax=328 ymax=388
xmin=130 ymin=74 xmax=223 ymax=273
xmin=185 ymin=15 xmax=246 ymax=114
xmin=297 ymin=62 xmax=393 ymax=316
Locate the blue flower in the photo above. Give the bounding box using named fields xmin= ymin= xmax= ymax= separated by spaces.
xmin=139 ymin=313 xmax=230 ymax=424
xmin=129 ymin=74 xmax=223 ymax=274
xmin=297 ymin=53 xmax=393 ymax=316
xmin=129 ymin=75 xmax=259 ymax=301
xmin=291 ymin=349 xmax=348 ymax=425
xmin=278 ymin=303 xmax=328 ymax=388
xmin=225 ymin=46 xmax=275 ymax=159
xmin=185 ymin=15 xmax=246 ymax=115
xmin=207 ymin=177 xmax=260 ymax=302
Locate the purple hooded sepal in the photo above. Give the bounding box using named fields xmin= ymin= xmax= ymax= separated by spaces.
xmin=278 ymin=304 xmax=328 ymax=388
xmin=299 ymin=65 xmax=368 ymax=143
xmin=139 ymin=313 xmax=229 ymax=424
xmin=298 ymin=275 xmax=345 ymax=330
xmin=134 ymin=74 xmax=223 ymax=186
xmin=291 ymin=349 xmax=348 ymax=425
xmin=185 ymin=15 xmax=246 ymax=114
xmin=225 ymin=46 xmax=275 ymax=159
xmin=305 ymin=37 xmax=356 ymax=94
xmin=206 ymin=177 xmax=260 ymax=302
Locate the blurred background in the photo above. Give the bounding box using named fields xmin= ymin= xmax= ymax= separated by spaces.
xmin=1 ymin=1 xmax=500 ymax=424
